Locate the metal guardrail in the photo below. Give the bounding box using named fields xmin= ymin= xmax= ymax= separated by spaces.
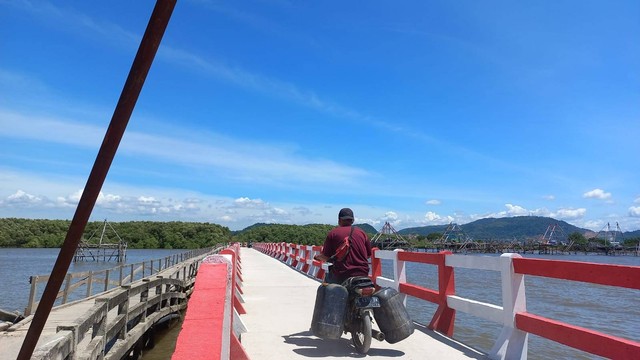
xmin=25 ymin=247 xmax=221 ymax=316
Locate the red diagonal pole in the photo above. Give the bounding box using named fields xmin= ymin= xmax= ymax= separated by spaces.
xmin=17 ymin=1 xmax=177 ymax=358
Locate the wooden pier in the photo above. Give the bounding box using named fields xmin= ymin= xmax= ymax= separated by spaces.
xmin=0 ymin=250 xmax=217 ymax=360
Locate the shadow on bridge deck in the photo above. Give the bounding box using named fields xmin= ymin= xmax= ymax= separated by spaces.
xmin=239 ymin=248 xmax=486 ymax=359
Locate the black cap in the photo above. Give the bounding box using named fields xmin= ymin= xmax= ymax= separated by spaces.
xmin=338 ymin=208 xmax=354 ymax=220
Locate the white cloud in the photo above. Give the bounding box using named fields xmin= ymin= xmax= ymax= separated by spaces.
xmin=292 ymin=206 xmax=312 ymax=216
xmin=1 ymin=186 xmax=213 ymax=219
xmin=634 ymin=197 xmax=640 ymax=204
xmin=376 ymin=211 xmax=402 ymax=227
xmin=233 ymin=197 xmax=269 ymax=209
xmin=543 ymin=195 xmax=555 ymax=201
xmin=218 ymin=215 xmax=234 ymax=222
xmin=0 ymin=109 xmax=371 ymax=189
xmin=583 ymin=188 xmax=612 ymax=200
xmin=0 ymin=111 xmax=104 ymax=148
xmin=423 ymin=211 xmax=454 ymax=225
xmin=504 ymin=204 xmax=529 ymax=216
xmin=97 ymin=193 xmax=122 ymax=204
xmin=582 ymin=219 xmax=603 ymax=230
xmin=426 ymin=199 xmax=441 ymax=205
xmin=483 ymin=204 xmax=553 ymax=219
xmin=267 ymin=207 xmax=287 ymax=216
xmin=382 ymin=211 xmax=398 ymax=221
xmin=554 ymin=208 xmax=587 ymax=220
xmin=6 ymin=190 xmax=42 ymax=205
xmin=629 ymin=207 xmax=640 ymax=217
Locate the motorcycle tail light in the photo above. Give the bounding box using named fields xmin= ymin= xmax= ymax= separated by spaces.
xmin=361 ymin=288 xmax=374 ymax=297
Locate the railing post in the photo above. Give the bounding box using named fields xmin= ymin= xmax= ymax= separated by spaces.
xmin=62 ymin=273 xmax=72 ymax=304
xmin=393 ymin=249 xmax=408 ymax=305
xmin=118 ymin=285 xmax=131 ymax=340
xmin=119 ymin=265 xmax=124 ymax=286
xmin=104 ymin=269 xmax=111 ymax=292
xmin=140 ymin=278 xmax=150 ymax=323
xmin=25 ymin=276 xmax=39 ymax=316
xmin=278 ymin=242 xmax=286 ymax=261
xmin=313 ymin=247 xmax=326 ymax=281
xmin=284 ymin=244 xmax=292 ymax=264
xmin=489 ymin=253 xmax=528 ymax=360
xmin=93 ymin=300 xmax=108 ymax=357
xmin=428 ymin=251 xmax=456 ymax=336
xmin=301 ymin=245 xmax=312 ymax=274
xmin=221 ymin=248 xmax=246 ymax=315
xmin=86 ymin=271 xmax=93 ymax=298
xmin=370 ymin=248 xmax=382 ymax=284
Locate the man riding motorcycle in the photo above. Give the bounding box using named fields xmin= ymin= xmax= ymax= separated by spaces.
xmin=314 ymin=208 xmax=372 ymax=284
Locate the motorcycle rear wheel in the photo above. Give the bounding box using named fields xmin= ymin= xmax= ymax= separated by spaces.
xmin=351 ymin=313 xmax=372 ymax=354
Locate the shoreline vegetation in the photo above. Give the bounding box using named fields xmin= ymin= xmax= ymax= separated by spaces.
xmin=1 ymin=218 xmax=638 ymax=255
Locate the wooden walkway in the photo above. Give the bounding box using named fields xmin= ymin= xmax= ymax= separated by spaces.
xmin=0 ymin=257 xmax=202 ymax=360
xmin=238 ymin=248 xmax=486 ymax=359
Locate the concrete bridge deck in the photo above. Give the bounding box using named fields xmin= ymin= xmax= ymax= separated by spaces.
xmin=239 ymin=248 xmax=486 ymax=359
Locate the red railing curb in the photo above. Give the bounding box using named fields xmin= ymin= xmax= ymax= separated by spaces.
xmin=516 ymin=312 xmax=640 ymax=359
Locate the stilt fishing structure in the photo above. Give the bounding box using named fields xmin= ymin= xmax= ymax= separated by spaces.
xmin=589 ymin=222 xmax=628 ymax=255
xmin=540 ymin=223 xmax=568 ymax=245
xmin=370 ymin=221 xmax=410 ymax=250
xmin=594 ymin=222 xmax=625 ymax=248
xmin=73 ymin=219 xmax=127 ymax=262
xmin=539 ymin=223 xmax=570 ymax=254
xmin=433 ymin=222 xmax=487 ymax=252
xmin=437 ymin=222 xmax=470 ymax=244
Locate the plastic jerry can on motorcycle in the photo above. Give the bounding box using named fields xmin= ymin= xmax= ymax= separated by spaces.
xmin=311 ymin=283 xmax=348 ymax=339
xmin=373 ymin=287 xmax=415 ymax=343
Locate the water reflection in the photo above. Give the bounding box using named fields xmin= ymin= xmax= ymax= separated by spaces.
xmin=139 ymin=312 xmax=184 ymax=360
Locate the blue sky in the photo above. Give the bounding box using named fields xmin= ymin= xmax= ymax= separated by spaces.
xmin=1 ymin=0 xmax=639 ymax=232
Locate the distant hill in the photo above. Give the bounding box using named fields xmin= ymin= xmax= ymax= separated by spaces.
xmin=623 ymin=229 xmax=640 ymax=239
xmin=236 ymin=217 xmax=640 ymax=243
xmin=397 ymin=216 xmax=591 ymax=241
xmin=236 ymin=222 xmax=378 ymax=235
xmin=398 ymin=224 xmax=448 ymax=236
xmin=356 ymin=223 xmax=378 ymax=234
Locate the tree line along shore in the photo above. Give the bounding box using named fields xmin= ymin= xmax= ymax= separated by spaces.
xmin=1 ymin=218 xmax=639 ymax=252
xmin=0 ymin=218 xmax=337 ymax=249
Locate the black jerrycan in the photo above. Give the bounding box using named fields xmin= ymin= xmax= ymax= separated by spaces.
xmin=373 ymin=287 xmax=415 ymax=343
xmin=310 ymin=283 xmax=348 ymax=339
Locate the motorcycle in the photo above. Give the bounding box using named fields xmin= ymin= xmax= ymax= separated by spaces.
xmin=341 ymin=276 xmax=385 ymax=354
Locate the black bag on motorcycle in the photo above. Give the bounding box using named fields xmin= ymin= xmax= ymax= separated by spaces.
xmin=311 ymin=283 xmax=348 ymax=339
xmin=373 ymin=287 xmax=415 ymax=343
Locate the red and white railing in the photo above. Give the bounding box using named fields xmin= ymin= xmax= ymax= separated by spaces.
xmin=254 ymin=242 xmax=333 ymax=281
xmin=253 ymin=243 xmax=640 ymax=359
xmin=172 ymin=243 xmax=249 ymax=360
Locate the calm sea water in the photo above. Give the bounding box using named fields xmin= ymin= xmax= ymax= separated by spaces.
xmin=1 ymin=249 xmax=638 ymax=359
xmin=0 ymin=248 xmax=187 ymax=313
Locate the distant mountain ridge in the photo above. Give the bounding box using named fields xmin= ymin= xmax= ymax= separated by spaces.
xmin=396 ymin=216 xmax=609 ymax=240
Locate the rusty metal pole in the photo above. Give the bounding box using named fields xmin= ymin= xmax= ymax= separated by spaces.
xmin=17 ymin=1 xmax=177 ymax=358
